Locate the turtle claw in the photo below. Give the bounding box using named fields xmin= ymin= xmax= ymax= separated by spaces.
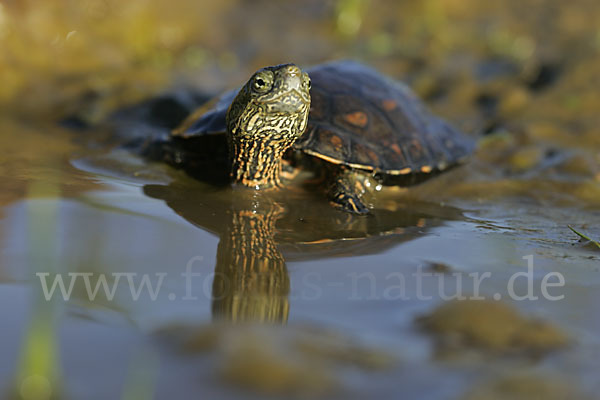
xmin=330 ymin=194 xmax=370 ymax=215
xmin=328 ymin=169 xmax=372 ymax=214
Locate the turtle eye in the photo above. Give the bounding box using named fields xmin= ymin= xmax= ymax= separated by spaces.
xmin=252 ymin=73 xmax=272 ymax=93
xmin=302 ymin=74 xmax=311 ymax=90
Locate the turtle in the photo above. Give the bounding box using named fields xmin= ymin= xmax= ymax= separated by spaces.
xmin=151 ymin=60 xmax=474 ymax=214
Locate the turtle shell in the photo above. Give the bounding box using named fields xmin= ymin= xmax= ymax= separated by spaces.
xmin=173 ymin=60 xmax=474 ymax=176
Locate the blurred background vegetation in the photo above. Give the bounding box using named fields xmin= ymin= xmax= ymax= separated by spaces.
xmin=1 ymin=0 xmax=598 ymax=148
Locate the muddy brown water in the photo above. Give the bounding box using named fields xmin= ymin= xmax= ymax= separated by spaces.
xmin=1 ymin=0 xmax=600 ymax=399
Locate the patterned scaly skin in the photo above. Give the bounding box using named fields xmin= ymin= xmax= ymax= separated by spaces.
xmin=226 ymin=64 xmax=311 ymax=188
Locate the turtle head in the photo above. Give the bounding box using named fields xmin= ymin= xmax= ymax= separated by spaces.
xmin=226 ymin=64 xmax=311 ymax=188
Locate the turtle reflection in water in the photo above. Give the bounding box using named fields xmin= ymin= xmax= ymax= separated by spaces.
xmin=109 ymin=61 xmax=472 ymax=323
xmin=144 ymin=181 xmax=465 ymax=324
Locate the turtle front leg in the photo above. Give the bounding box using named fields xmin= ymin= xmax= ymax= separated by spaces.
xmin=328 ymin=169 xmax=373 ymax=214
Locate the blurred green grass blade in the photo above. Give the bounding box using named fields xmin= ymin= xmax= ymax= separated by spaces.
xmin=568 ymin=226 xmax=600 ymax=249
xmin=16 ymin=179 xmax=63 ymax=399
